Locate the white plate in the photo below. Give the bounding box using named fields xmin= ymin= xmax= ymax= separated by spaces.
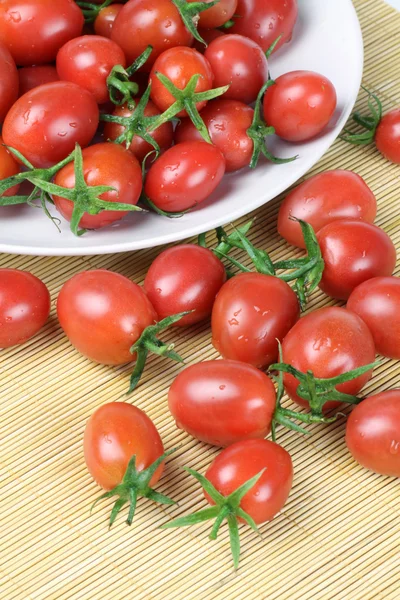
xmin=0 ymin=0 xmax=363 ymax=257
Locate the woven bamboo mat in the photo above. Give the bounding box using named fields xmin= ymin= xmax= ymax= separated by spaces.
xmin=1 ymin=1 xmax=400 ymax=598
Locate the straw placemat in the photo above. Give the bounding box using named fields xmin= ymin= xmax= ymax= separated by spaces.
xmin=1 ymin=1 xmax=400 ymax=598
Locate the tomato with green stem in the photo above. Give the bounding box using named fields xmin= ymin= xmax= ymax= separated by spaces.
xmin=0 ymin=42 xmax=18 ymax=123
xmin=18 ymin=65 xmax=59 ymax=96
xmin=0 ymin=139 xmax=20 ymax=198
xmin=190 ymin=0 xmax=237 ymax=28
xmin=375 ymin=109 xmax=400 ymax=164
xmin=94 ymin=4 xmax=123 ymax=38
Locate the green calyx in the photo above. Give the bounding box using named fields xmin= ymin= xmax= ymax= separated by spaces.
xmin=161 ymin=467 xmax=264 ymax=570
xmin=171 ymin=0 xmax=220 ymax=46
xmin=107 ymin=46 xmax=153 ymax=108
xmin=340 ymin=86 xmax=383 ymax=146
xmin=76 ymin=0 xmax=115 ymax=23
xmin=91 ymin=449 xmax=177 ymax=527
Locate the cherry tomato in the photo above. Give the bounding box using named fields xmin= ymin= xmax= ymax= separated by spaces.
xmin=0 ymin=42 xmax=18 ymax=123
xmin=84 ymin=403 xmax=164 ymax=490
xmin=231 ymin=0 xmax=298 ymax=54
xmin=347 ymin=277 xmax=400 ymax=360
xmin=204 ymin=34 xmax=269 ymax=105
xmin=375 ymin=109 xmax=400 ymax=164
xmin=281 ymin=307 xmax=376 ymax=411
xmin=278 ymin=170 xmax=378 ymax=249
xmin=94 ymin=4 xmax=123 ymax=38
xmin=346 ymin=390 xmax=400 ymax=477
xmin=18 ymin=65 xmax=59 ymax=96
xmin=0 ymin=269 xmax=50 ymax=348
xmin=0 ymin=137 xmax=20 ymax=197
xmin=57 ymin=270 xmax=157 ymax=365
xmin=175 ymin=99 xmax=254 ymax=172
xmin=0 ymin=0 xmax=84 ymax=66
xmin=317 ymin=220 xmax=397 ymax=300
xmin=205 ymin=439 xmax=293 ymax=524
xmin=144 ymin=245 xmax=226 ymax=326
xmin=212 ymin=272 xmax=300 ymax=368
xmin=111 ymin=0 xmax=193 ymax=69
xmin=263 ymin=71 xmax=337 ymax=142
xmin=144 ymin=141 xmax=226 ymax=212
xmin=2 ymin=81 xmax=99 ymax=169
xmin=149 ymin=47 xmax=214 ymax=117
xmin=56 ymin=35 xmax=126 ymax=105
xmin=168 ymin=360 xmax=276 ymax=446
xmin=189 ymin=0 xmax=238 ymax=29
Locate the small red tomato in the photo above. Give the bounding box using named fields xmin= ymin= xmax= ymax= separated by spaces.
xmin=317 ymin=220 xmax=397 ymax=300
xmin=278 ymin=170 xmax=377 ymax=249
xmin=212 ymin=272 xmax=300 ymax=368
xmin=0 ymin=41 xmax=18 ymax=123
xmin=94 ymin=4 xmax=123 ymax=38
xmin=18 ymin=65 xmax=59 ymax=96
xmin=144 ymin=141 xmax=226 ymax=212
xmin=168 ymin=360 xmax=276 ymax=446
xmin=263 ymin=71 xmax=337 ymax=142
xmin=375 ymin=109 xmax=400 ymax=164
xmin=0 ymin=269 xmax=50 ymax=348
xmin=346 ymin=390 xmax=400 ymax=477
xmin=190 ymin=0 xmax=237 ymax=28
xmin=0 ymin=137 xmax=20 ymax=197
xmin=281 ymin=307 xmax=376 ymax=412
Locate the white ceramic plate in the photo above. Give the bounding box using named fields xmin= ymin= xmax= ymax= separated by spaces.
xmin=0 ymin=0 xmax=363 ymax=256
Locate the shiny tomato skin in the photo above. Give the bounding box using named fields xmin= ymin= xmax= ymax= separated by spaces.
xmin=204 ymin=34 xmax=269 ymax=105
xmin=144 ymin=245 xmax=226 ymax=326
xmin=375 ymin=109 xmax=400 ymax=164
xmin=0 ymin=0 xmax=84 ymax=66
xmin=346 ymin=390 xmax=400 ymax=477
xmin=263 ymin=71 xmax=337 ymax=142
xmin=0 ymin=269 xmax=50 ymax=348
xmin=317 ymin=220 xmax=397 ymax=300
xmin=94 ymin=4 xmax=123 ymax=38
xmin=56 ymin=35 xmax=126 ymax=105
xmin=282 ymin=307 xmax=376 ymax=411
xmin=2 ymin=81 xmax=99 ymax=169
xmin=111 ymin=0 xmax=193 ymax=69
xmin=212 ymin=272 xmax=300 ymax=368
xmin=205 ymin=439 xmax=293 ymax=524
xmin=57 ymin=270 xmax=157 ymax=365
xmin=278 ymin=170 xmax=377 ymax=249
xmin=0 ymin=42 xmax=18 ymax=123
xmin=190 ymin=0 xmax=238 ymax=29
xmin=144 ymin=141 xmax=226 ymax=212
xmin=168 ymin=360 xmax=276 ymax=446
xmin=84 ymin=403 xmax=164 ymax=490
xmin=0 ymin=137 xmax=20 ymax=197
xmin=18 ymin=65 xmax=59 ymax=96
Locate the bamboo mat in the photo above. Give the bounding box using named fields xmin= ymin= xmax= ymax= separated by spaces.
xmin=1 ymin=1 xmax=400 ymax=598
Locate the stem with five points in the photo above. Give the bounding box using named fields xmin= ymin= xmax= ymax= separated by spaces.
xmin=107 ymin=46 xmax=153 ymax=108
xmin=340 ymin=86 xmax=383 ymax=146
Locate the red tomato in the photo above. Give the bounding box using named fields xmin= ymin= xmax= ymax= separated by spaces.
xmin=0 ymin=0 xmax=83 ymax=66
xmin=57 ymin=270 xmax=157 ymax=365
xmin=84 ymin=403 xmax=164 ymax=490
xmin=346 ymin=390 xmax=400 ymax=477
xmin=205 ymin=439 xmax=293 ymax=524
xmin=317 ymin=220 xmax=397 ymax=300
xmin=204 ymin=34 xmax=269 ymax=105
xmin=347 ymin=277 xmax=400 ymax=360
xmin=56 ymin=35 xmax=126 ymax=105
xmin=3 ymin=81 xmax=99 ymax=169
xmin=94 ymin=4 xmax=123 ymax=38
xmin=18 ymin=65 xmax=59 ymax=96
xmin=278 ymin=170 xmax=378 ymax=249
xmin=111 ymin=0 xmax=193 ymax=69
xmin=281 ymin=307 xmax=376 ymax=411
xmin=231 ymin=0 xmax=298 ymax=54
xmin=149 ymin=47 xmax=214 ymax=117
xmin=263 ymin=71 xmax=337 ymax=142
xmin=144 ymin=141 xmax=225 ymax=212
xmin=175 ymin=99 xmax=254 ymax=172
xmin=0 ymin=269 xmax=50 ymax=348
xmin=193 ymin=28 xmax=224 ymax=53
xmin=168 ymin=360 xmax=276 ymax=446
xmin=189 ymin=0 xmax=238 ymax=29
xmin=0 ymin=42 xmax=18 ymax=123
xmin=375 ymin=109 xmax=400 ymax=164
xmin=212 ymin=272 xmax=300 ymax=368
xmin=0 ymin=137 xmax=20 ymax=197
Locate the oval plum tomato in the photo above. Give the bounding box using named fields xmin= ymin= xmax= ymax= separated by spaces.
xmin=2 ymin=81 xmax=99 ymax=169
xmin=346 ymin=390 xmax=400 ymax=477
xmin=0 ymin=0 xmax=84 ymax=66
xmin=94 ymin=4 xmax=123 ymax=38
xmin=0 ymin=138 xmax=20 ymax=197
xmin=204 ymin=34 xmax=268 ymax=105
xmin=263 ymin=71 xmax=337 ymax=142
xmin=57 ymin=270 xmax=157 ymax=365
xmin=149 ymin=47 xmax=214 ymax=117
xmin=52 ymin=143 xmax=142 ymax=230
xmin=281 ymin=307 xmax=376 ymax=411
xmin=18 ymin=65 xmax=59 ymax=96
xmin=212 ymin=272 xmax=300 ymax=368
xmin=144 ymin=141 xmax=225 ymax=212
xmin=168 ymin=360 xmax=276 ymax=446
xmin=0 ymin=269 xmax=50 ymax=348
xmin=56 ymin=35 xmax=126 ymax=105
xmin=317 ymin=220 xmax=396 ymax=300
xmin=375 ymin=109 xmax=400 ymax=164
xmin=190 ymin=0 xmax=238 ymax=29
xmin=347 ymin=277 xmax=400 ymax=360
xmin=175 ymin=99 xmax=254 ymax=172
xmin=111 ymin=0 xmax=193 ymax=69
xmin=0 ymin=42 xmax=18 ymax=123
xmin=278 ymin=170 xmax=377 ymax=249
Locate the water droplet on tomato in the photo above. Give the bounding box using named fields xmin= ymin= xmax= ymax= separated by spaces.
xmin=228 ymin=318 xmax=239 ymax=326
xmin=390 ymin=440 xmax=400 ymax=454
xmin=219 ymin=385 xmax=226 ymax=390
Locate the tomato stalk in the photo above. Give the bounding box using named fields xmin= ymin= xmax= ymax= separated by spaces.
xmin=340 ymin=87 xmax=383 ymax=146
xmin=76 ymin=0 xmax=120 ymax=23
xmin=170 ymin=0 xmax=221 ymax=45
xmin=107 ymin=46 xmax=153 ymax=108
